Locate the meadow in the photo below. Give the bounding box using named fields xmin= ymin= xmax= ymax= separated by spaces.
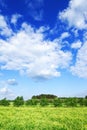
xmin=0 ymin=106 xmax=87 ymax=130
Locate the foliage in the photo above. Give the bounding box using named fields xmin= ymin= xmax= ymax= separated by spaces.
xmin=0 ymin=98 xmax=10 ymax=106
xmin=40 ymin=97 xmax=49 ymax=106
xmin=65 ymin=98 xmax=78 ymax=107
xmin=26 ymin=99 xmax=38 ymax=106
xmin=13 ymin=96 xmax=24 ymax=107
xmin=0 ymin=107 xmax=87 ymax=130
xmin=84 ymin=99 xmax=87 ymax=106
xmin=85 ymin=96 xmax=87 ymax=99
xmin=53 ymin=98 xmax=62 ymax=107
xmin=78 ymin=98 xmax=84 ymax=106
xmin=32 ymin=94 xmax=57 ymax=99
xmin=1 ymin=95 xmax=87 ymax=107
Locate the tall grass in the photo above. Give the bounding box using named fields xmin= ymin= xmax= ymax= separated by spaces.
xmin=0 ymin=106 xmax=87 ymax=130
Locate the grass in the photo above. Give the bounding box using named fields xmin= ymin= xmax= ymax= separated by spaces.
xmin=0 ymin=106 xmax=87 ymax=130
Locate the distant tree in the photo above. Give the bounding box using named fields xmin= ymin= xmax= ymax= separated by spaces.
xmin=26 ymin=99 xmax=38 ymax=106
xmin=32 ymin=94 xmax=57 ymax=100
xmin=84 ymin=98 xmax=87 ymax=106
xmin=65 ymin=97 xmax=78 ymax=107
xmin=40 ymin=97 xmax=49 ymax=106
xmin=53 ymin=98 xmax=62 ymax=107
xmin=13 ymin=96 xmax=24 ymax=107
xmin=0 ymin=98 xmax=10 ymax=106
xmin=78 ymin=98 xmax=84 ymax=106
xmin=85 ymin=96 xmax=87 ymax=99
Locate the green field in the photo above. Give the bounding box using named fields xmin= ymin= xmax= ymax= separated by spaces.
xmin=0 ymin=107 xmax=87 ymax=130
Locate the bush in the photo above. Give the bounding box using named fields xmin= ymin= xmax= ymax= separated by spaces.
xmin=13 ymin=96 xmax=24 ymax=107
xmin=0 ymin=98 xmax=10 ymax=106
xmin=78 ymin=98 xmax=84 ymax=106
xmin=40 ymin=98 xmax=49 ymax=106
xmin=65 ymin=98 xmax=78 ymax=107
xmin=84 ymin=99 xmax=87 ymax=106
xmin=32 ymin=94 xmax=57 ymax=100
xmin=26 ymin=99 xmax=38 ymax=106
xmin=53 ymin=98 xmax=62 ymax=107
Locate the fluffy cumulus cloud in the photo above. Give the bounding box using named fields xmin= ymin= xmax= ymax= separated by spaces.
xmin=59 ymin=0 xmax=87 ymax=29
xmin=60 ymin=32 xmax=70 ymax=40
xmin=0 ymin=79 xmax=17 ymax=99
xmin=71 ymin=41 xmax=87 ymax=78
xmin=58 ymin=0 xmax=87 ymax=79
xmin=0 ymin=87 xmax=15 ymax=99
xmin=7 ymin=79 xmax=18 ymax=86
xmin=71 ymin=40 xmax=82 ymax=49
xmin=0 ymin=15 xmax=72 ymax=79
xmin=0 ymin=15 xmax=13 ymax=37
xmin=11 ymin=14 xmax=22 ymax=25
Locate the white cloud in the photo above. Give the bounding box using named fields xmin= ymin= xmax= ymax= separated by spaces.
xmin=59 ymin=0 xmax=87 ymax=29
xmin=71 ymin=41 xmax=87 ymax=78
xmin=11 ymin=14 xmax=22 ymax=25
xmin=83 ymin=32 xmax=87 ymax=40
xmin=60 ymin=32 xmax=70 ymax=40
xmin=71 ymin=40 xmax=82 ymax=49
xmin=0 ymin=20 xmax=72 ymax=79
xmin=0 ymin=79 xmax=16 ymax=99
xmin=7 ymin=79 xmax=18 ymax=86
xmin=71 ymin=29 xmax=79 ymax=37
xmin=0 ymin=87 xmax=11 ymax=94
xmin=0 ymin=87 xmax=15 ymax=99
xmin=0 ymin=15 xmax=13 ymax=37
xmin=58 ymin=0 xmax=87 ymax=78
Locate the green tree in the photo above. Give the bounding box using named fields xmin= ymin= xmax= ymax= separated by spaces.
xmin=40 ymin=98 xmax=49 ymax=106
xmin=0 ymin=98 xmax=10 ymax=106
xmin=53 ymin=98 xmax=62 ymax=107
xmin=85 ymin=96 xmax=87 ymax=99
xmin=13 ymin=96 xmax=24 ymax=107
xmin=84 ymin=99 xmax=87 ymax=106
xmin=26 ymin=99 xmax=38 ymax=106
xmin=32 ymin=94 xmax=57 ymax=99
xmin=65 ymin=98 xmax=78 ymax=107
xmin=78 ymin=98 xmax=84 ymax=106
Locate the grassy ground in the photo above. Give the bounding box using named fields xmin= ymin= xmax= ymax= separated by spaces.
xmin=0 ymin=106 xmax=87 ymax=130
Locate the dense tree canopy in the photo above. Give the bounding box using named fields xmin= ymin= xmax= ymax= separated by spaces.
xmin=13 ymin=96 xmax=24 ymax=107
xmin=32 ymin=94 xmax=57 ymax=99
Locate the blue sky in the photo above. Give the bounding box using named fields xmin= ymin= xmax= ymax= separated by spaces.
xmin=0 ymin=0 xmax=87 ymax=99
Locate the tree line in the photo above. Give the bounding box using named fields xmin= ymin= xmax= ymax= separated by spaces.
xmin=0 ymin=94 xmax=87 ymax=107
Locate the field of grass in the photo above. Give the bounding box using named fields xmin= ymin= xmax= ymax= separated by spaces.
xmin=0 ymin=106 xmax=87 ymax=130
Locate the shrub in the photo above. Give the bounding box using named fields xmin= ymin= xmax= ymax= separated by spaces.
xmin=78 ymin=98 xmax=84 ymax=106
xmin=0 ymin=98 xmax=10 ymax=106
xmin=65 ymin=98 xmax=78 ymax=107
xmin=53 ymin=98 xmax=62 ymax=107
xmin=26 ymin=99 xmax=38 ymax=106
xmin=13 ymin=96 xmax=24 ymax=107
xmin=40 ymin=98 xmax=49 ymax=106
xmin=84 ymin=99 xmax=87 ymax=106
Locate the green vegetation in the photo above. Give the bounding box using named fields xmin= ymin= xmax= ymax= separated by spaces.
xmin=0 ymin=94 xmax=87 ymax=107
xmin=0 ymin=94 xmax=87 ymax=129
xmin=0 ymin=98 xmax=10 ymax=106
xmin=40 ymin=97 xmax=49 ymax=106
xmin=53 ymin=98 xmax=62 ymax=107
xmin=26 ymin=99 xmax=38 ymax=106
xmin=32 ymin=94 xmax=57 ymax=99
xmin=13 ymin=96 xmax=24 ymax=107
xmin=0 ymin=106 xmax=87 ymax=130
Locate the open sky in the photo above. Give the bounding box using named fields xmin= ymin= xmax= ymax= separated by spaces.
xmin=0 ymin=0 xmax=87 ymax=99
